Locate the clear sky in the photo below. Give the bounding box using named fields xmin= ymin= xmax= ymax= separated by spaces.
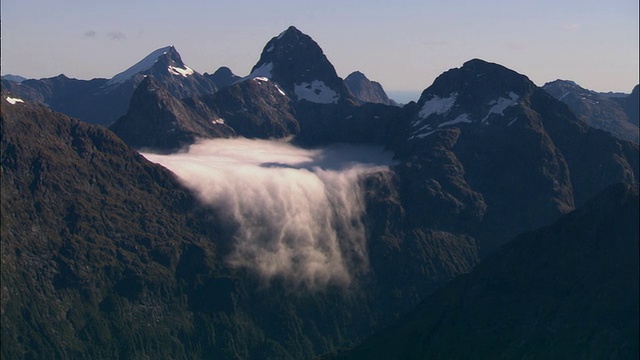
xmin=1 ymin=0 xmax=638 ymax=94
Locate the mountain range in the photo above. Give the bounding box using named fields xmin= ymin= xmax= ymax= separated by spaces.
xmin=2 ymin=26 xmax=638 ymax=359
xmin=543 ymin=80 xmax=639 ymax=143
xmin=1 ymin=46 xmax=219 ymax=126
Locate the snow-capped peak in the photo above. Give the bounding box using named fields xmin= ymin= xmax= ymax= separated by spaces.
xmin=107 ymin=46 xmax=174 ymax=85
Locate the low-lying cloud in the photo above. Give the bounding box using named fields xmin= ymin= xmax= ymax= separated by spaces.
xmin=142 ymin=138 xmax=395 ymax=290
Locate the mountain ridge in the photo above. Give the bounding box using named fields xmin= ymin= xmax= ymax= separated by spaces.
xmin=543 ymin=79 xmax=639 ymax=143
xmin=330 ymin=182 xmax=639 ymax=359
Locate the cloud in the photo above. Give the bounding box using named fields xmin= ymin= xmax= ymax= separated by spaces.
xmin=83 ymin=30 xmax=97 ymax=38
xmin=107 ymin=31 xmax=127 ymax=41
xmin=142 ymin=138 xmax=395 ymax=290
xmin=563 ymin=23 xmax=581 ymax=31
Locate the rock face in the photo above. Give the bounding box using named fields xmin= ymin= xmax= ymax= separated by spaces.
xmin=394 ymin=59 xmax=638 ymax=255
xmin=344 ymin=71 xmax=397 ymax=106
xmin=109 ymin=76 xmax=299 ymax=152
xmin=200 ymin=77 xmax=299 ymax=138
xmin=332 ymin=182 xmax=639 ymax=360
xmin=620 ymin=84 xmax=639 ymax=126
xmin=543 ymin=79 xmax=639 ymax=143
xmin=247 ymin=26 xmax=356 ymax=105
xmin=1 ymin=46 xmax=218 ymax=126
xmin=108 ymin=76 xmax=234 ymax=152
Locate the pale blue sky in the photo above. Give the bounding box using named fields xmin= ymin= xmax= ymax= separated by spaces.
xmin=1 ymin=0 xmax=638 ymax=93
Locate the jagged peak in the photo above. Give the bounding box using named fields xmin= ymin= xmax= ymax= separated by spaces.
xmin=107 ymin=45 xmax=184 ymax=85
xmin=275 ymin=25 xmax=305 ymax=40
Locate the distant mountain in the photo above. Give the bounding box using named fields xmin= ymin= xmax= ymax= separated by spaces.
xmin=1 ymin=74 xmax=27 ymax=83
xmin=104 ymin=45 xmax=217 ymax=99
xmin=110 ymin=75 xmax=299 ymax=152
xmin=543 ymin=80 xmax=638 ymax=143
xmin=1 ymin=46 xmax=218 ymax=126
xmin=204 ymin=66 xmax=242 ymax=89
xmin=344 ymin=71 xmax=398 ymax=106
xmin=108 ymin=76 xmax=234 ymax=151
xmin=245 ymin=26 xmax=356 ymax=105
xmin=331 ymin=182 xmax=639 ymax=360
xmin=619 ymin=84 xmax=639 ymax=126
xmin=110 ymin=26 xmax=401 ymax=150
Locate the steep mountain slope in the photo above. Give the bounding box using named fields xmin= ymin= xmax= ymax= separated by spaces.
xmin=332 ymin=182 xmax=639 ymax=360
xmin=246 ymin=26 xmax=356 ymax=105
xmin=1 ymin=46 xmax=217 ymax=126
xmin=1 ymin=92 xmax=223 ymax=359
xmin=199 ymin=76 xmax=299 ymax=138
xmin=620 ymin=84 xmax=639 ymax=126
xmin=2 ymin=94 xmax=481 ymax=359
xmin=344 ymin=71 xmax=398 ymax=106
xmin=394 ymin=59 xmax=638 ymax=255
xmin=109 ymin=76 xmax=298 ymax=151
xmin=543 ymin=79 xmax=638 ymax=143
xmin=108 ymin=76 xmax=234 ymax=151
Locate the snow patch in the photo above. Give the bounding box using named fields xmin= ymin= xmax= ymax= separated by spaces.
xmin=419 ymin=93 xmax=457 ymax=119
xmin=246 ymin=62 xmax=274 ymax=80
xmin=294 ymin=81 xmax=340 ymax=104
xmin=212 ymin=118 xmax=225 ymax=125
xmin=5 ymin=96 xmax=24 ymax=105
xmin=108 ymin=46 xmax=173 ymax=85
xmin=438 ymin=113 xmax=472 ymax=128
xmin=275 ymin=84 xmax=287 ymax=97
xmin=481 ymin=92 xmax=519 ymax=123
xmin=168 ymin=65 xmax=194 ymax=77
xmin=409 ymin=129 xmax=440 ymax=140
xmin=252 ymin=77 xmax=287 ymax=96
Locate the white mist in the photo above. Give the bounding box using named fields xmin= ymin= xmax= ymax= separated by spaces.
xmin=142 ymin=138 xmax=394 ymax=290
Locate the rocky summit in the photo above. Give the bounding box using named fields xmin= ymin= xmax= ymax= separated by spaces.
xmin=246 ymin=26 xmax=356 ymax=105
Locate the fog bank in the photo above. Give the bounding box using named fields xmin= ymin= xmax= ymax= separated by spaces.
xmin=142 ymin=138 xmax=395 ymax=289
